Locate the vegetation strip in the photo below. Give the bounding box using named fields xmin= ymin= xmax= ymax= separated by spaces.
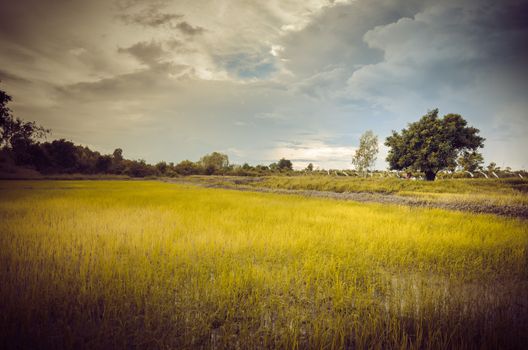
xmin=162 ymin=178 xmax=528 ymax=219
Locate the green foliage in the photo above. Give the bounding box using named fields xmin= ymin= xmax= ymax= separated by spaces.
xmin=155 ymin=161 xmax=168 ymax=175
xmin=385 ymin=109 xmax=484 ymax=180
xmin=0 ymin=87 xmax=49 ymax=150
xmin=458 ymin=151 xmax=484 ymax=172
xmin=174 ymin=160 xmax=202 ymax=175
xmin=252 ymin=175 xmax=528 ymax=210
xmin=112 ymin=148 xmax=123 ymax=162
xmin=126 ymin=159 xmax=157 ymax=177
xmin=200 ymin=152 xmax=229 ymax=174
xmin=352 ymin=130 xmax=378 ymax=173
xmin=257 ymin=175 xmax=524 ymax=194
xmin=277 ymin=158 xmax=293 ymax=171
xmin=95 ymin=155 xmax=113 ymax=173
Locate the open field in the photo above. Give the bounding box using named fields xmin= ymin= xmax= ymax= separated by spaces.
xmin=1 ymin=180 xmax=528 ymax=349
xmin=167 ymin=176 xmax=528 ymax=218
xmin=178 ymin=175 xmax=528 ymax=198
xmin=255 ymin=176 xmax=528 ymax=196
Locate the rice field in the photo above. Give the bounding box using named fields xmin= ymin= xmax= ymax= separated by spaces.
xmin=255 ymin=176 xmax=528 ymax=201
xmin=1 ymin=180 xmax=527 ymax=349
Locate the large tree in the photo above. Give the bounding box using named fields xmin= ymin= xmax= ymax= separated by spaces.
xmin=385 ymin=109 xmax=484 ymax=181
xmin=352 ymin=130 xmax=378 ymax=174
xmin=199 ymin=152 xmax=229 ymax=174
xmin=1 ymin=87 xmax=49 ymax=150
xmin=277 ymin=158 xmax=293 ymax=171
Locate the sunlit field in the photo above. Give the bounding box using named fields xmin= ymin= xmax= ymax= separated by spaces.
xmin=254 ymin=176 xmax=528 ymax=203
xmin=173 ymin=176 xmax=528 ymax=218
xmin=1 ymin=181 xmax=527 ymax=349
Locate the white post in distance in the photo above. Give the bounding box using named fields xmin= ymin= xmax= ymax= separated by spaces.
xmin=477 ymin=170 xmax=489 ymax=179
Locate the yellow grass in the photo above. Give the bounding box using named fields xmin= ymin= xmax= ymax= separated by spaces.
xmin=1 ymin=180 xmax=527 ymax=349
xmin=254 ymin=176 xmax=527 ymax=194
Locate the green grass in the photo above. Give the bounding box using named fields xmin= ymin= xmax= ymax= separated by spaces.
xmin=1 ymin=180 xmax=527 ymax=349
xmin=250 ymin=176 xmax=528 ymax=207
xmin=254 ymin=176 xmax=528 ymax=195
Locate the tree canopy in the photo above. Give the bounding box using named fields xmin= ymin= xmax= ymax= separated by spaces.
xmin=352 ymin=130 xmax=378 ymax=174
xmin=385 ymin=109 xmax=484 ymax=180
xmin=199 ymin=152 xmax=229 ymax=174
xmin=457 ymin=151 xmax=484 ymax=173
xmin=1 ymin=88 xmax=49 ymax=150
xmin=277 ymin=158 xmax=293 ymax=171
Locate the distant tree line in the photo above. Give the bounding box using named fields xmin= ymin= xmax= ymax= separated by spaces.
xmin=1 ymin=85 xmax=524 ymax=179
xmin=1 ymin=136 xmax=298 ymax=178
xmin=0 ymin=85 xmax=301 ymax=177
xmin=1 ymin=137 xmax=298 ymax=178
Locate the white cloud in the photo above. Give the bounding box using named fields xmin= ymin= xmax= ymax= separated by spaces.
xmin=270 ymin=45 xmax=284 ymax=57
xmin=269 ymin=140 xmax=356 ymax=170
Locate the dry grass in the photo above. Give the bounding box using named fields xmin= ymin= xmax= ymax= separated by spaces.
xmin=255 ymin=176 xmax=528 ymax=196
xmin=1 ymin=180 xmax=527 ymax=349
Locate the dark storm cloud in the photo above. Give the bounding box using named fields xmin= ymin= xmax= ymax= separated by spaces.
xmin=0 ymin=0 xmax=102 ymax=53
xmin=280 ymin=0 xmax=425 ymax=80
xmin=0 ymin=69 xmax=30 ymax=84
xmin=55 ymin=59 xmax=191 ymax=104
xmin=118 ymin=9 xmax=182 ymax=27
xmin=115 ymin=1 xmax=205 ymax=37
xmin=115 ymin=0 xmax=182 ymax=27
xmin=118 ymin=41 xmax=168 ymax=66
xmin=346 ymin=0 xmax=528 ymax=107
xmin=175 ymin=22 xmax=205 ymax=36
xmin=281 ymin=0 xmax=528 ymax=108
xmin=114 ymin=0 xmax=170 ymax=11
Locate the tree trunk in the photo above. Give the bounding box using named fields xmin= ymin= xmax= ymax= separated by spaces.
xmin=424 ymin=170 xmax=436 ymax=181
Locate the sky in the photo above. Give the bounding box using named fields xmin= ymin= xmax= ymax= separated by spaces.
xmin=1 ymin=0 xmax=527 ymax=170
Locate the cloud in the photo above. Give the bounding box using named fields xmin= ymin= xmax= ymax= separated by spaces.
xmin=269 ymin=140 xmax=356 ymax=169
xmin=293 ymin=67 xmax=347 ymax=99
xmin=1 ymin=0 xmax=527 ymax=169
xmin=175 ymin=21 xmax=205 ymax=36
xmin=347 ymin=0 xmax=528 ymax=107
xmin=118 ymin=7 xmax=182 ymax=27
xmin=118 ymin=41 xmax=168 ymax=67
xmin=278 ymin=0 xmax=424 ymax=81
xmin=270 ymin=45 xmax=284 ymax=57
xmin=117 ymin=3 xmax=205 ymax=37
xmin=0 ymin=69 xmax=30 ymax=84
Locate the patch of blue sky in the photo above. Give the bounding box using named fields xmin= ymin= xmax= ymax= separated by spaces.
xmin=220 ymin=53 xmax=276 ymax=79
xmin=237 ymin=62 xmax=275 ymax=79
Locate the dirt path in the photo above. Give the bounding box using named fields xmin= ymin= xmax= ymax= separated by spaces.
xmin=161 ymin=178 xmax=528 ymax=219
